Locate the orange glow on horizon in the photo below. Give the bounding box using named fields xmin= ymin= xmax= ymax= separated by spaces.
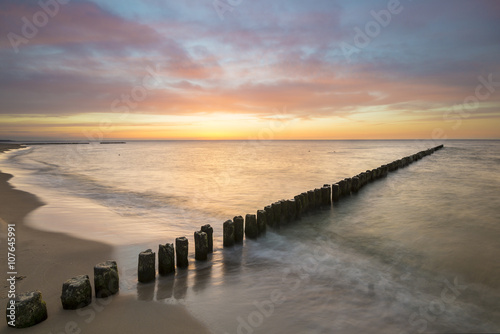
xmin=1 ymin=111 xmax=499 ymax=141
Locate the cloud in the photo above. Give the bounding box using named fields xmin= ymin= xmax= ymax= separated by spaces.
xmin=0 ymin=0 xmax=499 ymax=139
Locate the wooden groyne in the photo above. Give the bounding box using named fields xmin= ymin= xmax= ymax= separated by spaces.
xmin=131 ymin=145 xmax=444 ymax=279
xmin=7 ymin=145 xmax=444 ymax=328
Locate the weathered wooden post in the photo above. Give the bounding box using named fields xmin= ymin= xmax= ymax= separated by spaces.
xmin=351 ymin=176 xmax=360 ymax=193
xmin=60 ymin=275 xmax=92 ymax=310
xmin=306 ymin=190 xmax=315 ymax=212
xmin=280 ymin=200 xmax=289 ymax=224
xmin=314 ymin=188 xmax=321 ymax=209
xmin=257 ymin=209 xmax=267 ymax=234
xmin=94 ymin=260 xmax=119 ymax=298
xmin=159 ymin=243 xmax=175 ymax=275
xmin=201 ymin=224 xmax=214 ymax=253
xmin=264 ymin=205 xmax=274 ymax=228
xmin=346 ymin=179 xmax=353 ymax=194
xmin=300 ymin=192 xmax=309 ymax=213
xmin=272 ymin=202 xmax=282 ymax=228
xmin=337 ymin=180 xmax=346 ymax=197
xmin=175 ymin=237 xmax=189 ymax=268
xmin=138 ymin=249 xmax=156 ymax=283
xmin=294 ymin=195 xmax=302 ymax=219
xmin=357 ymin=174 xmax=365 ymax=190
xmin=7 ymin=291 xmax=48 ymax=328
xmin=321 ymin=185 xmax=332 ymax=206
xmin=278 ymin=200 xmax=288 ymax=224
xmin=245 ymin=214 xmax=259 ymax=239
xmin=233 ymin=216 xmax=244 ymax=243
xmin=223 ymin=220 xmax=235 ymax=247
xmin=194 ymin=231 xmax=208 ymax=261
xmin=289 ymin=199 xmax=297 ymax=221
xmin=365 ymin=170 xmax=373 ymax=183
xmin=332 ymin=183 xmax=340 ymax=202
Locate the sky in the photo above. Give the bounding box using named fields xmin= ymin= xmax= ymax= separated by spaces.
xmin=1 ymin=0 xmax=499 ymax=140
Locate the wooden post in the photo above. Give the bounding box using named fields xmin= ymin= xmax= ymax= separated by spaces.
xmin=245 ymin=214 xmax=258 ymax=239
xmin=94 ymin=260 xmax=119 ymax=298
xmin=233 ymin=216 xmax=244 ymax=243
xmin=264 ymin=205 xmax=274 ymax=229
xmin=138 ymin=249 xmax=156 ymax=283
xmin=223 ymin=220 xmax=235 ymax=247
xmin=7 ymin=291 xmax=48 ymax=328
xmin=175 ymin=237 xmax=189 ymax=268
xmin=314 ymin=188 xmax=321 ymax=210
xmin=321 ymin=185 xmax=332 ymax=206
xmin=61 ymin=275 xmax=92 ymax=309
xmin=158 ymin=243 xmax=175 ymax=275
xmin=294 ymin=195 xmax=302 ymax=219
xmin=332 ymin=183 xmax=340 ymax=202
xmin=272 ymin=202 xmax=282 ymax=228
xmin=345 ymin=178 xmax=352 ymax=195
xmin=257 ymin=209 xmax=267 ymax=235
xmin=194 ymin=231 xmax=208 ymax=261
xmin=201 ymin=224 xmax=213 ymax=253
xmin=351 ymin=176 xmax=360 ymax=193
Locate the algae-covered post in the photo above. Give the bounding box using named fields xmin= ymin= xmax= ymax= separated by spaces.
xmin=194 ymin=231 xmax=208 ymax=261
xmin=61 ymin=275 xmax=92 ymax=310
xmin=332 ymin=183 xmax=340 ymax=202
xmin=294 ymin=195 xmax=303 ymax=219
xmin=7 ymin=290 xmax=48 ymax=328
xmin=201 ymin=224 xmax=214 ymax=253
xmin=271 ymin=202 xmax=282 ymax=228
xmin=233 ymin=216 xmax=244 ymax=243
xmin=314 ymin=188 xmax=321 ymax=210
xmin=94 ymin=260 xmax=119 ymax=298
xmin=257 ymin=210 xmax=267 ymax=235
xmin=138 ymin=249 xmax=156 ymax=283
xmin=264 ymin=205 xmax=274 ymax=229
xmin=288 ymin=199 xmax=297 ymax=221
xmin=175 ymin=237 xmax=189 ymax=268
xmin=158 ymin=243 xmax=175 ymax=275
xmin=245 ymin=214 xmax=258 ymax=239
xmin=223 ymin=220 xmax=235 ymax=247
xmin=321 ymin=185 xmax=332 ymax=207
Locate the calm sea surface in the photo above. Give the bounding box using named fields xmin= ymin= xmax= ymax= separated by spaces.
xmin=1 ymin=140 xmax=499 ymax=333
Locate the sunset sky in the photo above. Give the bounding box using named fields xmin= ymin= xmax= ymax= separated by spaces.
xmin=1 ymin=0 xmax=500 ymax=140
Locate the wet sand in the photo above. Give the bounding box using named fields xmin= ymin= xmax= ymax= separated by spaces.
xmin=0 ymin=144 xmax=211 ymax=333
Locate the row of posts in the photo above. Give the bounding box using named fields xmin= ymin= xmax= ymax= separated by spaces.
xmin=7 ymin=261 xmax=119 ymax=328
xmin=7 ymin=145 xmax=444 ymax=329
xmin=137 ymin=225 xmax=214 ymax=283
xmin=222 ymin=145 xmax=444 ymax=242
xmin=136 ymin=145 xmax=444 ymax=282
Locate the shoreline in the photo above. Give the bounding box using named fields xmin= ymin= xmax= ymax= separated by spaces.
xmin=0 ymin=145 xmax=211 ymax=333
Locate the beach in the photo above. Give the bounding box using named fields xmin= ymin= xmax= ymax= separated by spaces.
xmin=0 ymin=144 xmax=211 ymax=333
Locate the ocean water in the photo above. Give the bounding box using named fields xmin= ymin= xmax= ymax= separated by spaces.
xmin=1 ymin=140 xmax=499 ymax=333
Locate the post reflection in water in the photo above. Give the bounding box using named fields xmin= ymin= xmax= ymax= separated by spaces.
xmin=173 ymin=268 xmax=189 ymax=300
xmin=193 ymin=260 xmax=213 ymax=294
xmin=136 ymin=280 xmax=155 ymax=301
xmin=156 ymin=275 xmax=175 ymax=301
xmin=222 ymin=245 xmax=243 ymax=285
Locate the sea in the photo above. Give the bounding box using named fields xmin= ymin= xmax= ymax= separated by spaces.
xmin=1 ymin=140 xmax=499 ymax=334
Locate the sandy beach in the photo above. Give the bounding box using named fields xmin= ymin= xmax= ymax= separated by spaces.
xmin=0 ymin=144 xmax=211 ymax=333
